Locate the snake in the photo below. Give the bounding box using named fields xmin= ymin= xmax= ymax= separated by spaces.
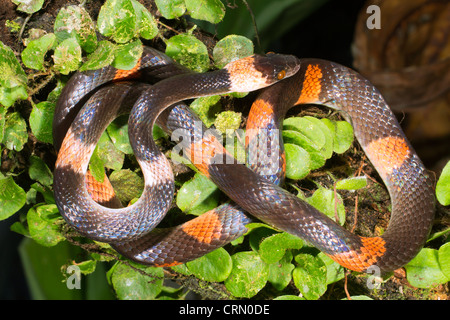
xmin=53 ymin=47 xmax=435 ymax=273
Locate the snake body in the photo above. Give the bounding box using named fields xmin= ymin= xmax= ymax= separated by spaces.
xmin=53 ymin=48 xmax=435 ymax=272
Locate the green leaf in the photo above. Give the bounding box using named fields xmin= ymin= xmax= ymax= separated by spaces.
xmin=317 ymin=252 xmax=345 ymax=284
xmin=283 ymin=117 xmax=327 ymax=157
xmin=284 ymin=143 xmax=310 ymax=180
xmin=186 ymin=248 xmax=232 ymax=282
xmin=29 ymin=101 xmax=54 ymax=143
xmin=155 ymin=0 xmax=186 ymax=19
xmin=259 ymin=232 xmax=303 ymax=264
xmin=213 ymin=35 xmax=254 ymax=69
xmin=111 ymin=39 xmax=143 ymax=70
xmin=176 ymin=173 xmax=221 ymax=216
xmin=97 ymin=0 xmax=136 ymax=43
xmin=29 ymin=155 xmax=53 ymax=187
xmin=97 ymin=131 xmax=125 ymax=171
xmin=12 ymin=0 xmax=44 ymax=14
xmin=282 ymin=128 xmax=325 ymax=171
xmin=89 ymin=146 xmax=106 ymax=183
xmin=3 ymin=112 xmax=28 ymax=151
xmin=306 ymin=186 xmax=346 ymax=225
xmin=21 ymin=33 xmax=56 ymax=70
xmin=224 ymin=251 xmax=269 ymax=298
xmin=27 ymin=204 xmax=65 ymax=247
xmin=165 ymin=34 xmax=209 ymax=73
xmin=131 ymin=0 xmax=159 ymax=40
xmin=293 ymin=253 xmax=327 ymax=300
xmin=321 ymin=118 xmax=354 ymax=154
xmin=0 ymin=41 xmax=28 ymax=107
xmin=438 ymin=242 xmax=450 ymax=279
xmin=267 ymin=251 xmax=295 ymax=291
xmin=75 ymin=260 xmax=97 ymax=275
xmin=53 ymin=38 xmax=82 ymax=75
xmin=335 ymin=176 xmax=367 ymax=191
xmin=0 ymin=174 xmax=26 ymax=220
xmin=436 ymin=161 xmax=450 ymax=206
xmin=109 ymin=169 xmax=144 ymax=204
xmin=185 ymin=0 xmax=225 ymax=24
xmin=106 ymin=114 xmax=133 ymax=154
xmin=54 ymin=5 xmax=97 ymax=53
xmin=405 ymin=248 xmax=449 ymax=288
xmin=80 ymin=40 xmax=116 ymax=72
xmin=109 ymin=262 xmax=164 ymax=300
xmin=214 ymin=111 xmax=241 ymax=134
xmin=190 ymin=95 xmax=222 ymax=127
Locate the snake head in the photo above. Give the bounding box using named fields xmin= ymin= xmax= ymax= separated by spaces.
xmin=224 ymin=53 xmax=300 ymax=92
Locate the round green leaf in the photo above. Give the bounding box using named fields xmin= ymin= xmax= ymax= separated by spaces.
xmin=317 ymin=252 xmax=345 ymax=285
xmin=29 ymin=155 xmax=53 ymax=187
xmin=321 ymin=118 xmax=354 ymax=154
xmin=29 ymin=101 xmax=54 ymax=143
xmin=185 ymin=0 xmax=225 ymax=24
xmin=306 ymin=186 xmax=346 ymax=226
xmin=112 ymin=39 xmax=143 ymax=70
xmin=282 ymin=130 xmax=325 ymax=170
xmin=405 ymin=248 xmax=448 ymax=288
xmin=0 ymin=174 xmax=26 ymax=220
xmin=3 ymin=112 xmax=28 ymax=151
xmin=436 ymin=161 xmax=450 ymax=206
xmin=284 ymin=143 xmax=310 ymax=180
xmin=54 ymin=5 xmax=97 ymax=53
xmin=186 ymin=248 xmax=232 ymax=282
xmin=109 ymin=169 xmax=144 ymax=203
xmin=106 ymin=114 xmax=133 ymax=154
xmin=165 ymin=34 xmax=209 ymax=73
xmin=0 ymin=42 xmax=28 ymax=106
xmin=12 ymin=0 xmax=44 ymax=14
xmin=176 ymin=173 xmax=221 ymax=216
xmin=53 ymin=38 xmax=82 ymax=75
xmin=224 ymin=251 xmax=269 ymax=298
xmin=97 ymin=130 xmax=125 ymax=171
xmin=213 ymin=35 xmax=254 ymax=69
xmin=155 ymin=0 xmax=186 ymax=19
xmin=259 ymin=232 xmax=303 ymax=264
xmin=438 ymin=242 xmax=450 ymax=279
xmin=27 ymin=204 xmax=65 ymax=247
xmin=109 ymin=262 xmax=164 ymax=300
xmin=214 ymin=111 xmax=241 ymax=134
xmin=293 ymin=253 xmax=327 ymax=300
xmin=97 ymin=0 xmax=136 ymax=43
xmin=267 ymin=251 xmax=295 ymax=291
xmin=131 ymin=0 xmax=158 ymax=40
xmin=190 ymin=95 xmax=222 ymax=128
xmin=21 ymin=33 xmax=56 ymax=70
xmin=80 ymin=40 xmax=116 ymax=72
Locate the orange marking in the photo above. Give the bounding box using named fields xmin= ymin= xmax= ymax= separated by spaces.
xmin=154 ymin=261 xmax=182 ymax=267
xmin=246 ymin=98 xmax=275 ymax=146
xmin=295 ymin=64 xmax=323 ymax=105
xmin=186 ymin=134 xmax=229 ymax=177
xmin=327 ymin=236 xmax=386 ymax=272
xmin=365 ymin=136 xmax=410 ymax=179
xmin=181 ymin=211 xmax=222 ymax=244
xmin=113 ymin=59 xmax=142 ymax=80
xmin=85 ymin=171 xmax=122 ymax=208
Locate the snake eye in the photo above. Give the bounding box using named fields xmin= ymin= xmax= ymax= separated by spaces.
xmin=277 ymin=70 xmax=286 ymax=80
